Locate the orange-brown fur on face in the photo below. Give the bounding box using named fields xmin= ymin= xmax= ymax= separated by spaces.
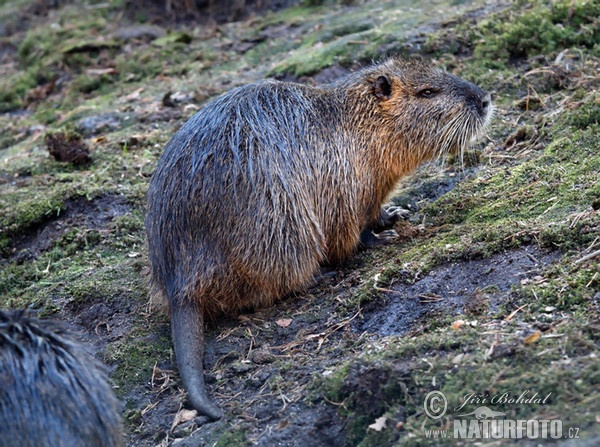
xmin=144 ymin=57 xmax=492 ymax=418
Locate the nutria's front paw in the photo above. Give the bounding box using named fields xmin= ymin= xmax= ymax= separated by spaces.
xmin=380 ymin=203 xmax=410 ymax=226
xmin=370 ymin=204 xmax=410 ymax=233
xmin=359 ymin=228 xmax=399 ymax=248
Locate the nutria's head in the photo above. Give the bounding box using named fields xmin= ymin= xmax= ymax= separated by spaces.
xmin=346 ymin=58 xmax=493 ymax=168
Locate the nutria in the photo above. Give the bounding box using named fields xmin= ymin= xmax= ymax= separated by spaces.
xmin=145 ymin=57 xmax=493 ymax=419
xmin=0 ymin=310 xmax=124 ymax=447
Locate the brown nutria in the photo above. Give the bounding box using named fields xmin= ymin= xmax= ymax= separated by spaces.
xmin=145 ymin=57 xmax=493 ymax=419
xmin=0 ymin=310 xmax=124 ymax=447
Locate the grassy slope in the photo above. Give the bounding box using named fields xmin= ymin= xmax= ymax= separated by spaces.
xmin=0 ymin=0 xmax=599 ymax=445
xmin=317 ymin=2 xmax=600 ymax=445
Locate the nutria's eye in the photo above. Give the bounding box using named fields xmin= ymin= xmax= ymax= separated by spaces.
xmin=417 ymin=88 xmax=438 ymax=98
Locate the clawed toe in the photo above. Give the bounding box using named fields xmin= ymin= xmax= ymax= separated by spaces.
xmin=359 ymin=228 xmax=399 ymax=247
xmin=382 ymin=203 xmax=410 ymax=222
xmin=376 ymin=229 xmax=399 ymax=241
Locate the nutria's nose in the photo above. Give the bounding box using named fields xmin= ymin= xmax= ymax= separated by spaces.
xmin=456 ymin=78 xmax=492 ymax=117
xmin=481 ymin=93 xmax=491 ymax=113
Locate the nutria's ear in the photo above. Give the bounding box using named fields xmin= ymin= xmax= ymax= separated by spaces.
xmin=374 ymin=75 xmax=392 ymax=100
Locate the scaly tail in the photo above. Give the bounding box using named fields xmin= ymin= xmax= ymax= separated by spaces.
xmin=171 ymin=298 xmax=223 ymax=420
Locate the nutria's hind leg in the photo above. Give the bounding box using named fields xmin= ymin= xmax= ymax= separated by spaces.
xmin=360 ymin=204 xmax=409 ymax=248
xmin=359 ymin=228 xmax=399 ymax=247
xmin=171 ymin=299 xmax=223 ymax=420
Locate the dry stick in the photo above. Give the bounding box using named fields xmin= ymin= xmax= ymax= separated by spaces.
xmin=488 ymin=366 xmax=510 ymax=390
xmin=505 ymin=304 xmax=529 ymax=321
xmin=574 ymin=248 xmax=600 ymax=265
xmin=486 ymin=333 xmax=501 ymax=359
xmin=586 ymin=236 xmax=599 ymax=251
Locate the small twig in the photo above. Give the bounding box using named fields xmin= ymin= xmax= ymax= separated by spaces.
xmin=278 ymin=391 xmax=290 ymax=413
xmin=505 ymin=304 xmax=529 ymax=321
xmin=570 ymin=211 xmax=589 ymax=229
xmin=528 ymin=83 xmax=547 ymax=109
xmin=524 ymin=68 xmax=559 ymax=77
xmin=322 ymin=395 xmax=347 ymax=407
xmin=535 ymin=348 xmax=558 ymax=357
xmin=419 ymin=294 xmax=443 ymax=303
xmin=574 ymin=249 xmax=600 ymax=265
xmin=586 ymin=236 xmax=599 ymax=252
xmin=488 ymin=366 xmax=510 ymax=389
xmin=525 ymin=252 xmax=539 ymax=264
xmin=373 ymin=273 xmax=399 ymax=294
xmin=245 ymin=327 xmax=255 ymax=360
xmin=486 ymin=333 xmax=501 ymax=359
xmin=85 ymin=2 xmax=110 ymax=9
xmin=141 ymin=400 xmax=159 ymax=416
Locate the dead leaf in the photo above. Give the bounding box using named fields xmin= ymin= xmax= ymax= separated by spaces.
xmin=368 ymin=416 xmax=387 ymax=431
xmin=276 ymin=419 xmax=289 ymax=429
xmin=124 ymin=87 xmax=144 ymax=101
xmin=85 ymin=67 xmax=117 ymax=76
xmin=170 ymin=408 xmax=197 ymax=430
xmin=452 ymin=320 xmax=466 ymax=330
xmin=276 ymin=318 xmax=292 ymax=327
xmin=523 ymin=330 xmax=542 ymax=345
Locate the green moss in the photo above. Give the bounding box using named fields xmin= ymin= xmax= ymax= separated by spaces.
xmin=0 ymin=190 xmax=66 ymax=241
xmin=316 ymin=320 xmax=600 ymax=446
xmin=568 ymin=99 xmax=600 ymax=129
xmin=258 ymin=5 xmax=321 ymax=28
xmin=0 ymin=68 xmax=46 ymax=112
xmin=107 ymin=330 xmax=173 ymax=392
xmin=518 ymin=258 xmax=599 ymax=310
xmin=34 ymin=107 xmax=59 ymax=125
xmin=73 ymin=73 xmax=115 ymax=94
xmin=270 ymin=33 xmax=361 ymax=76
xmin=426 ymin=0 xmax=600 ymax=70
xmin=266 ymin=1 xmax=466 ymax=76
xmin=0 ymin=87 xmax=22 ymax=113
xmin=474 ymin=0 xmax=600 ymax=65
xmin=213 ymin=427 xmax=250 ymax=447
xmin=425 ymin=125 xmax=599 ymax=229
xmin=0 ymin=262 xmax=44 ymax=307
xmin=61 ymin=261 xmax=139 ymax=304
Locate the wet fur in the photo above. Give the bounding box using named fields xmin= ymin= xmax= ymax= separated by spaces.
xmin=0 ymin=311 xmax=124 ymax=447
xmin=145 ymin=57 xmax=492 ymax=418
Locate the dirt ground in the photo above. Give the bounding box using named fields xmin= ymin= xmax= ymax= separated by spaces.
xmin=1 ymin=0 xmax=599 ymax=446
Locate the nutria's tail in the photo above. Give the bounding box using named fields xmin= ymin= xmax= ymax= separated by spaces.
xmin=171 ymin=298 xmax=222 ymax=420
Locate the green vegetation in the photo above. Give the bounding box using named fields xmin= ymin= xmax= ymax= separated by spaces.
xmin=266 ymin=1 xmax=464 ymax=76
xmin=0 ymin=0 xmax=598 ymax=445
xmin=305 ymin=1 xmax=600 ymax=444
xmin=473 ymin=0 xmax=600 ymax=66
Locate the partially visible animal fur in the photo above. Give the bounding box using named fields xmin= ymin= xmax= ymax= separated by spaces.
xmin=0 ymin=310 xmax=124 ymax=447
